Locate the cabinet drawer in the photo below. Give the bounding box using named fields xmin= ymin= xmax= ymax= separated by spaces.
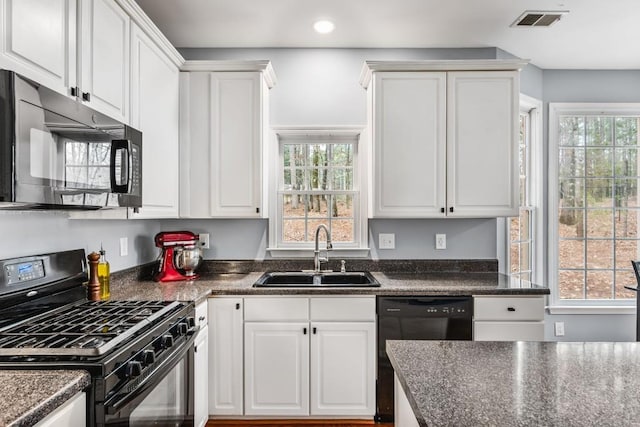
xmin=474 ymin=296 xmax=544 ymax=321
xmin=310 ymin=297 xmax=375 ymax=321
xmin=244 ymin=297 xmax=309 ymax=321
xmin=474 ymin=321 xmax=544 ymax=341
xmin=195 ymin=301 xmax=208 ymax=328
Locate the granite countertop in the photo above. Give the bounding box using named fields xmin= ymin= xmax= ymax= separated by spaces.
xmin=387 ymin=340 xmax=640 ymax=427
xmin=0 ymin=370 xmax=91 ymax=427
xmin=109 ymin=270 xmax=547 ymax=303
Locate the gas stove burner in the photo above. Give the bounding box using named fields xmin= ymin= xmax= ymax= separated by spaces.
xmin=0 ymin=300 xmax=183 ymax=356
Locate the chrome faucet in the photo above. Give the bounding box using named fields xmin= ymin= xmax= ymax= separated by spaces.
xmin=314 ymin=224 xmax=333 ymax=272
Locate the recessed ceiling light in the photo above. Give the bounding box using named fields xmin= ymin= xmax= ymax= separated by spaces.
xmin=313 ymin=20 xmax=335 ymax=34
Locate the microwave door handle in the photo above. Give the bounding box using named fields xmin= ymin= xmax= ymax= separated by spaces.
xmin=110 ymin=140 xmax=129 ymax=193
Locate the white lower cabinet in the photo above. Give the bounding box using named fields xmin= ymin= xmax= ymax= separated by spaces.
xmin=310 ymin=322 xmax=376 ymax=416
xmin=473 ymin=295 xmax=545 ymax=341
xmin=34 ymin=391 xmax=86 ymax=427
xmin=194 ymin=324 xmax=209 ymax=427
xmin=208 ymin=297 xmax=243 ymax=416
xmin=394 ymin=374 xmax=419 ymax=427
xmin=244 ymin=322 xmax=310 ymax=416
xmin=209 ymin=295 xmax=376 ymax=418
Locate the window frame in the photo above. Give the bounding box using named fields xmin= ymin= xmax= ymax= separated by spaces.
xmin=267 ymin=127 xmax=369 ymax=257
xmin=548 ymin=103 xmax=640 ymax=312
xmin=499 ymin=94 xmax=543 ymax=285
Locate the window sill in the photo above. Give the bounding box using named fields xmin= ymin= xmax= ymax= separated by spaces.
xmin=266 ymin=248 xmax=371 ymax=258
xmin=547 ymin=305 xmax=636 ymax=315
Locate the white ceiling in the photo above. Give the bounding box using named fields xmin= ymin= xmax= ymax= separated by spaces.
xmin=134 ymin=0 xmax=640 ymax=69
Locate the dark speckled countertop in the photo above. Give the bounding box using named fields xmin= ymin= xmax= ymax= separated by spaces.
xmin=109 ymin=270 xmax=548 ymax=303
xmin=387 ymin=340 xmax=640 ymax=427
xmin=0 ymin=370 xmax=90 ymax=427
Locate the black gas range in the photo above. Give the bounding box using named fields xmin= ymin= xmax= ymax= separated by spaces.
xmin=0 ymin=249 xmax=197 ymax=426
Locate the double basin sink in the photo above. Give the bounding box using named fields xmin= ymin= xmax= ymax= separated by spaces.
xmin=253 ymin=271 xmax=380 ymax=288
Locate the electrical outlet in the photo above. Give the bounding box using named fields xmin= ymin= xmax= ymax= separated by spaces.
xmin=554 ymin=321 xmax=565 ymax=337
xmin=119 ymin=237 xmax=128 ymax=257
xmin=379 ymin=233 xmax=395 ymax=249
xmin=435 ymin=234 xmax=446 ymax=250
xmin=199 ymin=233 xmax=210 ymax=249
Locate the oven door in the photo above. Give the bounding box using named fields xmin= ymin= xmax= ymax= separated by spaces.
xmin=102 ymin=335 xmax=195 ymax=427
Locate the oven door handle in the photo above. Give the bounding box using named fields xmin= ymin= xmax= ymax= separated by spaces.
xmin=104 ymin=333 xmax=196 ymax=415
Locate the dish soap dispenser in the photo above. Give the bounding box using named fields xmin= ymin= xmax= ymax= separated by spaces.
xmin=98 ymin=245 xmax=110 ymax=300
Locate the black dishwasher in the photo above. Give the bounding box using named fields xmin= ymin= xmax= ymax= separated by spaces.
xmin=376 ymin=296 xmax=473 ymax=422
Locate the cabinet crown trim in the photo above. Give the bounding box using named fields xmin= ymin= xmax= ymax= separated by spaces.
xmin=359 ymin=59 xmax=529 ymax=88
xmin=180 ymin=60 xmax=277 ymax=88
xmin=116 ymin=0 xmax=185 ymax=67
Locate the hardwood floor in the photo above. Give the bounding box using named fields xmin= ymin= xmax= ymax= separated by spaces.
xmin=207 ymin=420 xmax=393 ymax=427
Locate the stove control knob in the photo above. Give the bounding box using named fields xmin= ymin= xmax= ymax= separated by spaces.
xmin=126 ymin=361 xmax=143 ymax=378
xmin=162 ymin=334 xmax=174 ymax=348
xmin=177 ymin=322 xmax=188 ymax=335
xmin=143 ymin=349 xmax=156 ymax=365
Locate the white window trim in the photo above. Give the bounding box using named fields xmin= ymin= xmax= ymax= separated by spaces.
xmin=548 ymin=102 xmax=640 ymax=309
xmin=498 ymin=94 xmax=544 ymax=285
xmin=266 ymin=126 xmax=370 ymax=258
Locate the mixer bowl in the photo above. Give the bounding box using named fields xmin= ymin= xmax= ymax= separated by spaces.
xmin=174 ymin=246 xmax=203 ymax=276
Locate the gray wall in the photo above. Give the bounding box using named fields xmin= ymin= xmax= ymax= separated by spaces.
xmin=0 ymin=211 xmax=160 ymax=271
xmin=178 ymin=47 xmax=514 ymax=260
xmin=541 ymin=69 xmax=640 ymax=341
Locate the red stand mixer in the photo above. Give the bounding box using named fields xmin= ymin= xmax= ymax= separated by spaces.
xmin=153 ymin=231 xmax=203 ymax=282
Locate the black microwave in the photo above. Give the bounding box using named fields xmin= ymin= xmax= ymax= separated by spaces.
xmin=0 ymin=70 xmax=142 ymax=209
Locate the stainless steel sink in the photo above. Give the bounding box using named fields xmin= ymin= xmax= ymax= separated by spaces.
xmin=253 ymin=271 xmax=380 ymax=287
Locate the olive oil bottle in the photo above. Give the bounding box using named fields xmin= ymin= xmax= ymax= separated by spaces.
xmin=98 ymin=245 xmax=110 ymax=300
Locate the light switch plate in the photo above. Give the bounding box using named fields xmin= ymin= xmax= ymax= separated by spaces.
xmin=435 ymin=234 xmax=446 ymax=250
xmin=379 ymin=233 xmax=395 ymax=249
xmin=119 ymin=237 xmax=128 ymax=257
xmin=554 ymin=321 xmax=565 ymax=337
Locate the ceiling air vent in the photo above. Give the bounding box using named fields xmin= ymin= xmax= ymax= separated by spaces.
xmin=511 ymin=10 xmax=569 ymax=27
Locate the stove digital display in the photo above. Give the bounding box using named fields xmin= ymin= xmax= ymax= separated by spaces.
xmin=18 ymin=264 xmax=33 ymax=274
xmin=5 ymin=260 xmax=45 ymax=285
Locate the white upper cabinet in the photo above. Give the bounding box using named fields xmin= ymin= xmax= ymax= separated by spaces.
xmin=78 ymin=0 xmax=130 ymax=123
xmin=447 ymin=71 xmax=520 ymax=217
xmin=0 ymin=0 xmax=77 ymax=95
xmin=361 ymin=60 xmax=526 ymax=218
xmin=1 ymin=0 xmax=130 ymax=122
xmin=372 ymin=72 xmax=446 ymax=217
xmin=179 ymin=61 xmax=276 ymax=218
xmin=128 ymin=23 xmax=179 ymax=218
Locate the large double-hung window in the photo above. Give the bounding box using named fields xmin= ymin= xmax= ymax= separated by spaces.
xmin=269 ymin=129 xmax=367 ymax=254
xmin=549 ymin=103 xmax=640 ymax=307
xmin=502 ymin=95 xmax=542 ymax=284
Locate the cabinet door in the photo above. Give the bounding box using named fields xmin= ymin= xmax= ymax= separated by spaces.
xmin=208 ymin=298 xmax=243 ymax=415
xmin=129 ymin=24 xmax=179 ymax=218
xmin=209 ymin=72 xmax=262 ymax=217
xmin=447 ymin=71 xmax=519 ymax=217
xmin=0 ymin=0 xmax=76 ymax=95
xmin=194 ymin=325 xmax=209 ymax=427
xmin=310 ymin=322 xmax=376 ymax=416
xmin=34 ymin=392 xmax=86 ymax=427
xmin=372 ymin=72 xmax=446 ymax=217
xmin=78 ymin=0 xmax=129 ymax=122
xmin=473 ymin=321 xmax=544 ymax=341
xmin=244 ymin=322 xmax=309 ymax=416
